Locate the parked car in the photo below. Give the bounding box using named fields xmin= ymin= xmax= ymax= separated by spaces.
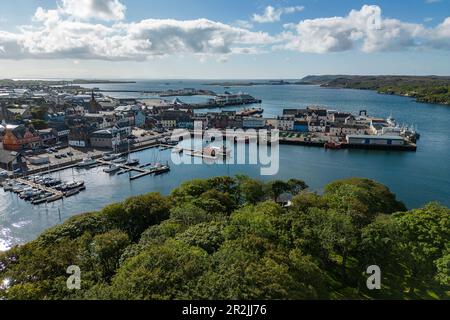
xmin=0 ymin=170 xmax=8 ymax=178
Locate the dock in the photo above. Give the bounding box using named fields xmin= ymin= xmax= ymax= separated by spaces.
xmin=97 ymin=159 xmax=170 ymax=180
xmin=159 ymin=144 xmax=229 ymax=160
xmin=15 ymin=178 xmax=63 ymax=197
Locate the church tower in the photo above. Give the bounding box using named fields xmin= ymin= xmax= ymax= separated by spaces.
xmin=89 ymin=90 xmax=100 ymax=114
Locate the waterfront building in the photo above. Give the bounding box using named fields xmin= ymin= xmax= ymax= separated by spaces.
xmin=332 ymin=112 xmax=352 ymax=124
xmin=346 ymin=135 xmax=405 ymax=146
xmin=242 ymin=117 xmax=266 ymax=129
xmin=48 ymin=123 xmax=70 ymax=143
xmin=293 ymin=120 xmax=309 ymax=133
xmin=308 ymin=120 xmax=327 ymax=133
xmin=90 ymin=128 xmax=127 ymax=149
xmin=329 ymin=124 xmax=368 ymax=136
xmin=38 ymin=129 xmax=57 ymax=146
xmin=277 ymin=116 xmax=294 ymax=131
xmin=0 ymin=149 xmax=27 ymax=171
xmin=2 ymin=124 xmax=41 ymax=151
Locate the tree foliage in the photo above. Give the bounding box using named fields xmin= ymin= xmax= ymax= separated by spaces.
xmin=0 ymin=176 xmax=448 ymax=300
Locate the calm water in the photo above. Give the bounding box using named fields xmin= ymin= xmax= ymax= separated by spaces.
xmin=1 ymin=81 xmax=449 ymax=250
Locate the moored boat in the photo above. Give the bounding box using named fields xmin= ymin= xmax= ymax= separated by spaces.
xmin=77 ymin=158 xmax=97 ymax=168
xmin=104 ymin=164 xmax=121 ymax=173
xmin=126 ymin=159 xmax=140 ymax=166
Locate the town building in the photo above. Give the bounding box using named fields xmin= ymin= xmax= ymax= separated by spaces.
xmin=0 ymin=149 xmax=27 ymax=172
xmin=2 ymin=124 xmax=41 ymax=151
xmin=277 ymin=116 xmax=294 ymax=131
xmin=90 ymin=128 xmax=128 ymax=149
xmin=242 ymin=117 xmax=266 ymax=129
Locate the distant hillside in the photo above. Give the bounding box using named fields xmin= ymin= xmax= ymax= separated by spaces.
xmin=301 ymin=75 xmax=450 ymax=105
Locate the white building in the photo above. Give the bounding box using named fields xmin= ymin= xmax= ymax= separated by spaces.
xmin=277 ymin=116 xmax=294 ymax=131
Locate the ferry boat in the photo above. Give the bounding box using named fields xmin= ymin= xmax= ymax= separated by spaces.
xmin=77 ymin=158 xmax=97 ymax=168
xmin=104 ymin=164 xmax=121 ymax=174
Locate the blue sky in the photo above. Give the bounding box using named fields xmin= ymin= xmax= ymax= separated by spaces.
xmin=0 ymin=0 xmax=449 ymax=79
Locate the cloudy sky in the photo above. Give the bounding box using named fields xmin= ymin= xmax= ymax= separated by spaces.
xmin=0 ymin=0 xmax=449 ymax=79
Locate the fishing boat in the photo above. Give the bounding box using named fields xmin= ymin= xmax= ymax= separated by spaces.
xmin=77 ymin=158 xmax=97 ymax=168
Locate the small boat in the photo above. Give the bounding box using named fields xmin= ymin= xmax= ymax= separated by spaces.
xmin=13 ymin=184 xmax=26 ymax=193
xmin=113 ymin=157 xmax=127 ymax=164
xmin=77 ymin=158 xmax=97 ymax=168
xmin=32 ymin=192 xmax=53 ymax=205
xmin=44 ymin=178 xmax=62 ymax=187
xmin=32 ymin=197 xmax=48 ymax=205
xmin=46 ymin=194 xmax=64 ymax=203
xmin=3 ymin=180 xmax=14 ymax=192
xmin=126 ymin=159 xmax=140 ymax=166
xmin=64 ymin=188 xmax=80 ymax=197
xmin=62 ymin=181 xmax=85 ymax=191
xmin=324 ymin=142 xmax=342 ymax=149
xmin=104 ymin=164 xmax=121 ymax=174
xmin=153 ymin=163 xmax=171 ymax=175
xmin=103 ymin=153 xmax=121 ymax=161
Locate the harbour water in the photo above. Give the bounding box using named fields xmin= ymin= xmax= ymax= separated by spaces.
xmin=1 ymin=81 xmax=450 ymax=251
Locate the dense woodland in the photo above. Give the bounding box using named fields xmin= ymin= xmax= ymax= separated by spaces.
xmin=0 ymin=176 xmax=449 ymax=300
xmin=302 ymin=75 xmax=450 ymax=105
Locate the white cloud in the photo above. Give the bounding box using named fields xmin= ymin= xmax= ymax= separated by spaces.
xmin=252 ymin=6 xmax=305 ymax=23
xmin=0 ymin=3 xmax=450 ymax=61
xmin=59 ymin=0 xmax=126 ymax=21
xmin=233 ymin=20 xmax=253 ymax=29
xmin=281 ymin=5 xmax=449 ymax=53
xmin=0 ymin=13 xmax=275 ymax=61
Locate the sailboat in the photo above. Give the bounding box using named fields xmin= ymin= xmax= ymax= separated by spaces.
xmin=125 ymin=139 xmax=140 ymax=166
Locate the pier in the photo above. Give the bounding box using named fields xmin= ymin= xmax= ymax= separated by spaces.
xmin=97 ymin=159 xmax=170 ymax=180
xmin=15 ymin=178 xmax=63 ymax=197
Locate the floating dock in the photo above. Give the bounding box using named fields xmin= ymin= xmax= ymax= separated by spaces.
xmin=97 ymin=159 xmax=170 ymax=180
